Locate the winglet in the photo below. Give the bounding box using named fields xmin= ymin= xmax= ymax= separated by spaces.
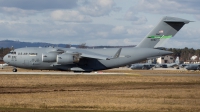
xmin=112 ymin=48 xmax=122 ymax=59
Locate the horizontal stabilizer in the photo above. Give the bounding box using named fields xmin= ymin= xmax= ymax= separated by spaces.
xmin=163 ymin=17 xmax=192 ymax=23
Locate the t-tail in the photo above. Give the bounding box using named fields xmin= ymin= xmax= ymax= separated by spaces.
xmin=137 ymin=16 xmax=191 ymax=48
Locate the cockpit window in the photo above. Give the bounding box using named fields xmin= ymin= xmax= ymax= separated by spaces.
xmin=9 ymin=51 xmax=16 ymax=54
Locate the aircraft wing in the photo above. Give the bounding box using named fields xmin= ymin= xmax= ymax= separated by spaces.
xmin=80 ymin=48 xmax=122 ymax=60
xmin=80 ymin=52 xmax=111 ymax=60
xmin=50 ymin=48 xmax=122 ymax=60
xmin=167 ymin=63 xmax=178 ymax=68
xmin=79 ymin=48 xmax=122 ymax=60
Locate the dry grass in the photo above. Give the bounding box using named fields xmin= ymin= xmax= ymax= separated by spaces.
xmin=0 ymin=68 xmax=200 ymax=111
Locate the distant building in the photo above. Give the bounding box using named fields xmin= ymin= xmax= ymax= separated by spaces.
xmin=191 ymin=55 xmax=198 ymax=60
xmin=157 ymin=55 xmax=174 ymax=64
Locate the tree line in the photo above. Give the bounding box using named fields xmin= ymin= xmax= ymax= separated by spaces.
xmin=0 ymin=48 xmax=11 ymax=58
xmin=168 ymin=47 xmax=200 ymax=62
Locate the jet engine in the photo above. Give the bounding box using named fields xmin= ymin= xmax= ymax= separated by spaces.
xmin=42 ymin=53 xmax=57 ymax=62
xmin=57 ymin=53 xmax=80 ymax=64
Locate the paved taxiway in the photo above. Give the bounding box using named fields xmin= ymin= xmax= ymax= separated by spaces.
xmin=1 ymin=71 xmax=200 ymax=76
xmin=0 ymin=72 xmax=129 ymax=75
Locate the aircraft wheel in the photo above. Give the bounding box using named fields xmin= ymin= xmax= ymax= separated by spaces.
xmin=13 ymin=68 xmax=17 ymax=72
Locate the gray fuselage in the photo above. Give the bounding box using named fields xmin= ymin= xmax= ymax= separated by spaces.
xmin=3 ymin=47 xmax=172 ymax=71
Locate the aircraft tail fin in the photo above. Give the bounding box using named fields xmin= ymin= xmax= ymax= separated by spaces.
xmin=147 ymin=59 xmax=152 ymax=64
xmin=136 ymin=16 xmax=191 ymax=48
xmin=175 ymin=57 xmax=179 ymax=64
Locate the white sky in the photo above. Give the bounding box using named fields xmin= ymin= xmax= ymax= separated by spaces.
xmin=0 ymin=0 xmax=200 ymax=48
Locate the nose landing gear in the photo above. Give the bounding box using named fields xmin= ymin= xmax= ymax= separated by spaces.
xmin=13 ymin=68 xmax=17 ymax=72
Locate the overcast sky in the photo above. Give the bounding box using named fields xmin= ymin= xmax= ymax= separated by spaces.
xmin=0 ymin=0 xmax=199 ymax=48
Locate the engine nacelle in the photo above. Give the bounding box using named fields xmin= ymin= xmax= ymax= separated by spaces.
xmin=57 ymin=53 xmax=80 ymax=65
xmin=42 ymin=53 xmax=57 ymax=62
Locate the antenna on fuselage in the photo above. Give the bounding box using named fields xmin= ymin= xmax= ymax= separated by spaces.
xmin=11 ymin=46 xmax=14 ymax=51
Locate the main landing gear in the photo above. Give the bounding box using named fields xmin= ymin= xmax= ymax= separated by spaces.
xmin=13 ymin=68 xmax=17 ymax=72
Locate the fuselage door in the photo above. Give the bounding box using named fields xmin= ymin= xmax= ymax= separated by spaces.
xmin=11 ymin=56 xmax=17 ymax=61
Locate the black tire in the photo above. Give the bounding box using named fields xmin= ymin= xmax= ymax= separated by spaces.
xmin=13 ymin=68 xmax=17 ymax=72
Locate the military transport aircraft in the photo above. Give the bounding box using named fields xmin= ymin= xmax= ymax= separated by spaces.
xmin=157 ymin=57 xmax=180 ymax=68
xmin=3 ymin=16 xmax=191 ymax=72
xmin=181 ymin=64 xmax=200 ymax=71
xmin=129 ymin=57 xmax=179 ymax=70
xmin=130 ymin=63 xmax=155 ymax=70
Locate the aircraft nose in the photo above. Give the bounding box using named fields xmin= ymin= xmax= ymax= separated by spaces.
xmin=3 ymin=55 xmax=8 ymax=63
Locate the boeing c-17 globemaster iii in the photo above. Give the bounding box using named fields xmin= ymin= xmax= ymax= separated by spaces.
xmin=3 ymin=16 xmax=191 ymax=72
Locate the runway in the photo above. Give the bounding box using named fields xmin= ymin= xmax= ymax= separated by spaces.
xmin=0 ymin=72 xmax=129 ymax=75
xmin=1 ymin=71 xmax=200 ymax=76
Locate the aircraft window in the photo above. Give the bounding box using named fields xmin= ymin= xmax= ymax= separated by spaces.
xmin=9 ymin=52 xmax=16 ymax=54
xmin=8 ymin=55 xmax=11 ymax=58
